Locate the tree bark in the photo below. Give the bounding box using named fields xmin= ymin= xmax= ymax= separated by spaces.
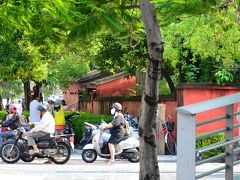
xmin=161 ymin=67 xmax=176 ymax=95
xmin=23 ymin=80 xmax=31 ymax=111
xmin=0 ymin=95 xmax=3 ymax=110
xmin=136 ymin=70 xmax=146 ymax=96
xmin=33 ymin=81 xmax=43 ymax=102
xmin=139 ymin=1 xmax=163 ymax=180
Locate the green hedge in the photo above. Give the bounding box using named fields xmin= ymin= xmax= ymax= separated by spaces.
xmin=22 ymin=111 xmax=30 ymax=121
xmin=196 ymin=133 xmax=225 ymax=160
xmin=67 ymin=111 xmax=112 ymax=143
xmin=0 ymin=110 xmax=7 ymax=123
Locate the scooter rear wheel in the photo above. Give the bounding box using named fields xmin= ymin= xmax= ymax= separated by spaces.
xmin=127 ymin=151 xmax=140 ymax=163
xmin=82 ymin=149 xmax=97 ymax=163
xmin=50 ymin=142 xmax=71 ymax=164
xmin=20 ymin=154 xmax=35 ymax=162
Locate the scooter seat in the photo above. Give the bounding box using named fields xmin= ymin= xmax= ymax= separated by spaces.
xmin=117 ymin=135 xmax=130 ymax=143
xmin=35 ymin=134 xmax=51 ymax=142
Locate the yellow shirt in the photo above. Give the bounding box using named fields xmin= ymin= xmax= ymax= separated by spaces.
xmin=53 ymin=106 xmax=65 ymax=126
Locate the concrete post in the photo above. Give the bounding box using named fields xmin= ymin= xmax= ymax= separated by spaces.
xmin=156 ymin=104 xmax=166 ymax=154
xmin=177 ymin=112 xmax=196 ymax=180
xmin=225 ymin=104 xmax=234 ymax=180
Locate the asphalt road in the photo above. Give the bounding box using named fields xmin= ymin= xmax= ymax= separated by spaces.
xmin=0 ymin=150 xmax=240 ymax=180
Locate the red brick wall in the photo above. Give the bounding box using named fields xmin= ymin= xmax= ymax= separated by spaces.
xmin=96 ymin=76 xmax=136 ymax=97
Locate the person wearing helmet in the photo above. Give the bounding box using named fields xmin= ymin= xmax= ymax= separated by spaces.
xmin=47 ymin=97 xmax=55 ymax=114
xmin=102 ymin=102 xmax=126 ymax=163
xmin=0 ymin=104 xmax=21 ymax=146
xmin=26 ymin=104 xmax=55 ymax=154
xmin=53 ymin=99 xmax=66 ymax=134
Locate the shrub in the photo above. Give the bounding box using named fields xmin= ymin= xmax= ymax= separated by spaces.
xmin=196 ymin=133 xmax=225 ymax=160
xmin=68 ymin=111 xmax=112 ymax=143
xmin=22 ymin=111 xmax=30 ymax=121
xmin=0 ymin=110 xmax=7 ymax=123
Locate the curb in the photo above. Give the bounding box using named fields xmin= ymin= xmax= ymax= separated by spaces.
xmin=71 ymin=149 xmax=177 ymax=162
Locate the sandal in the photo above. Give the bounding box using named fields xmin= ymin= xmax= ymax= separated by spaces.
xmin=106 ymin=159 xmax=115 ymax=164
xmin=33 ymin=150 xmax=40 ymax=155
xmin=44 ymin=160 xmax=53 ymax=164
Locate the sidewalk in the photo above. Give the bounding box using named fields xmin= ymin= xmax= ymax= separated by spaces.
xmin=72 ymin=149 xmax=240 ymax=180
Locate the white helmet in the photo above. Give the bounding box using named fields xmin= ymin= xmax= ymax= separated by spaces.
xmin=111 ymin=102 xmax=122 ymax=111
xmin=54 ymin=99 xmax=61 ymax=107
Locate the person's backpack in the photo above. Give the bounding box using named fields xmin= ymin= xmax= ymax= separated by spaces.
xmin=124 ymin=119 xmax=130 ymax=135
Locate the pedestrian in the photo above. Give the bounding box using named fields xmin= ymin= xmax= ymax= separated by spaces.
xmin=29 ymin=95 xmax=42 ymax=125
xmin=47 ymin=97 xmax=55 ymax=115
xmin=17 ymin=100 xmax=23 ymax=116
xmin=61 ymin=99 xmax=67 ymax=110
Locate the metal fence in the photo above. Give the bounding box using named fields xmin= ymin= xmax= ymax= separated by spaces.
xmin=176 ymin=93 xmax=240 ymax=180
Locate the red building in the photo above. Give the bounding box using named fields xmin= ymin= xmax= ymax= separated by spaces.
xmin=63 ymin=70 xmax=136 ymax=110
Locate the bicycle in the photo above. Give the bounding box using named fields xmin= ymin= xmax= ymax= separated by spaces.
xmin=156 ymin=115 xmax=177 ymax=155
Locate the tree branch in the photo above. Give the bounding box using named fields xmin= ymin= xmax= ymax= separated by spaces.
xmin=125 ymin=5 xmax=140 ymax=9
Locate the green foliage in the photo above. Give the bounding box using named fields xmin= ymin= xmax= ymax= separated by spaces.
xmin=0 ymin=110 xmax=7 ymax=124
xmin=196 ymin=133 xmax=225 ymax=159
xmin=69 ymin=111 xmax=112 ymax=143
xmin=214 ymin=69 xmax=234 ymax=85
xmin=182 ymin=64 xmax=200 ymax=82
xmin=155 ymin=0 xmax=222 ymax=25
xmin=162 ymin=8 xmax=240 ymax=85
xmin=0 ymin=80 xmax=24 ymax=99
xmin=93 ymin=33 xmax=148 ymax=75
xmin=48 ymin=54 xmax=89 ymax=89
xmin=68 ymin=0 xmax=126 ymax=40
xmin=22 ymin=111 xmax=30 ymax=121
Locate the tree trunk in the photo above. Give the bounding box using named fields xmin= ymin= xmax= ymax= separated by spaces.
xmin=136 ymin=70 xmax=146 ymax=96
xmin=23 ymin=80 xmax=31 ymax=111
xmin=34 ymin=81 xmax=43 ymax=102
xmin=139 ymin=1 xmax=163 ymax=180
xmin=161 ymin=67 xmax=176 ymax=95
xmin=0 ymin=95 xmax=3 ymax=110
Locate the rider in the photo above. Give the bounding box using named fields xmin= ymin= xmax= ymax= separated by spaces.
xmin=102 ymin=102 xmax=125 ymax=163
xmin=0 ymin=104 xmax=21 ymax=146
xmin=26 ymin=104 xmax=55 ymax=154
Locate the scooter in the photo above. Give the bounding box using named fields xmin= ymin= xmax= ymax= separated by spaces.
xmin=81 ymin=122 xmax=140 ymax=163
xmin=78 ymin=122 xmax=95 ymax=149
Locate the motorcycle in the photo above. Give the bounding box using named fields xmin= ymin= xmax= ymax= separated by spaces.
xmin=0 ymin=127 xmax=71 ymax=164
xmin=81 ymin=122 xmax=140 ymax=163
xmin=124 ymin=111 xmax=139 ymax=129
xmin=63 ymin=113 xmax=79 ymax=150
xmin=78 ymin=122 xmax=95 ymax=149
xmin=0 ymin=120 xmax=32 ymax=162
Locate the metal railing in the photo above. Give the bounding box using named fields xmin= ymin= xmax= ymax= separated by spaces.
xmin=176 ymin=92 xmax=240 ymax=180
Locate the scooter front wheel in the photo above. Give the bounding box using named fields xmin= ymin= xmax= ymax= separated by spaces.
xmin=0 ymin=141 xmax=21 ymax=164
xmin=82 ymin=149 xmax=97 ymax=163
